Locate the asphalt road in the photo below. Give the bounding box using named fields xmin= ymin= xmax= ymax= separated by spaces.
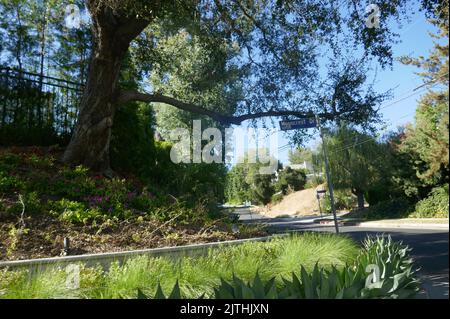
xmin=234 ymin=207 xmax=449 ymax=299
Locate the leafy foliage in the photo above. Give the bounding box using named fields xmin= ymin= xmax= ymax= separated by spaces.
xmin=321 ymin=189 xmax=357 ymax=212
xmin=288 ymin=148 xmax=313 ymax=169
xmin=110 ymin=103 xmax=156 ymax=179
xmin=351 ymin=198 xmax=414 ymax=220
xmin=225 ymin=149 xmax=278 ymax=205
xmin=251 ymin=174 xmax=274 ymax=205
xmin=0 ymin=148 xmax=224 ymax=225
xmin=395 ymin=0 xmax=448 ymax=194
xmin=275 ymin=167 xmax=307 ymax=195
xmin=398 ymin=92 xmax=449 ymax=188
xmin=411 ymin=184 xmax=449 ymax=218
xmin=355 ymin=236 xmax=420 ymax=298
xmin=323 ymin=127 xmax=390 ymax=207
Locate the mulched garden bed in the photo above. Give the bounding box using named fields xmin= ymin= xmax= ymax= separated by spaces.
xmin=0 ymin=215 xmax=267 ymax=261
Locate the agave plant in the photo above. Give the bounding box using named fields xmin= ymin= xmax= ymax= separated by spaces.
xmin=134 ymin=235 xmax=420 ymax=299
xmin=356 ymin=235 xmax=421 ymax=299
xmin=214 ymin=273 xmax=279 ymax=299
xmin=277 ymin=264 xmax=363 ymax=299
xmin=136 ymin=281 xmax=183 ymax=299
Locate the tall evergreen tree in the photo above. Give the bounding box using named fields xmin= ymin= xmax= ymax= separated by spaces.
xmin=399 ymin=0 xmax=449 ymax=188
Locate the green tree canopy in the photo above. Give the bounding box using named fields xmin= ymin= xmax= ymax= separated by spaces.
xmin=276 ymin=167 xmax=307 ymax=195
xmin=398 ymin=0 xmax=449 ymax=188
xmin=288 ymin=148 xmax=313 ymax=165
xmin=322 ymin=126 xmax=388 ymax=208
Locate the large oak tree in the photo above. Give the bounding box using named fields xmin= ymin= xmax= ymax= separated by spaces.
xmin=62 ymin=0 xmax=414 ymax=172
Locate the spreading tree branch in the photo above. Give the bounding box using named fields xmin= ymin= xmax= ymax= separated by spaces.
xmin=118 ymin=90 xmax=338 ymax=125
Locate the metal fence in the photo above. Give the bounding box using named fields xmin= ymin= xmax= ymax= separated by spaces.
xmin=0 ymin=67 xmax=84 ymax=145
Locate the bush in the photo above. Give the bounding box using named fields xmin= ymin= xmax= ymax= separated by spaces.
xmin=276 ymin=167 xmax=307 ymax=195
xmin=355 ymin=235 xmax=420 ymax=298
xmin=224 ymin=163 xmax=251 ymax=204
xmin=110 ymin=103 xmax=156 ymax=179
xmin=0 ymin=153 xmax=21 ymax=171
xmin=410 ymin=185 xmax=449 ymax=218
xmin=271 ymin=192 xmax=283 ymax=204
xmin=0 ymin=173 xmax=24 ymax=193
xmin=305 ymin=175 xmax=325 ymax=189
xmin=49 ymin=199 xmax=103 ymax=224
xmin=321 ymin=189 xmax=357 ymax=212
xmin=356 ymin=198 xmax=413 ymax=220
xmin=365 ymin=184 xmax=392 ymax=206
xmin=150 ymin=141 xmax=227 ymax=207
xmin=251 ymin=174 xmax=274 ymax=205
xmin=5 ymin=192 xmax=42 ymax=217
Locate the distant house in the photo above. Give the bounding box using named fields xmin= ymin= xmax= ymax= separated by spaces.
xmin=287 ymin=161 xmax=313 ymax=172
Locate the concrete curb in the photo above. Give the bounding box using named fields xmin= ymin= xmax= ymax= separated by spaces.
xmin=356 ymin=222 xmax=449 ymax=230
xmin=310 ymin=217 xmax=448 ymax=230
xmin=0 ymin=234 xmax=288 ymax=270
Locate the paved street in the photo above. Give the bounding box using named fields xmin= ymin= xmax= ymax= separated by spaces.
xmin=234 ymin=207 xmax=449 ymax=299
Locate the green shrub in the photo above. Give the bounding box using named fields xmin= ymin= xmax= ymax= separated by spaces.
xmin=0 ymin=173 xmax=24 ymax=193
xmin=279 ymin=235 xmax=419 ymax=299
xmin=321 ymin=189 xmax=357 ymax=211
xmin=6 ymin=192 xmax=42 ymax=216
xmin=365 ymin=184 xmax=392 ymax=206
xmin=251 ymin=174 xmax=274 ymax=205
xmin=271 ymin=192 xmax=284 ymax=204
xmin=359 ymin=198 xmax=413 ymax=220
xmin=49 ymin=199 xmax=103 ymax=224
xmin=305 ymin=175 xmax=325 ymax=189
xmin=410 ymin=185 xmax=449 ymax=218
xmin=0 ymin=268 xmax=28 ymax=297
xmin=225 ymin=164 xmax=251 ymax=204
xmin=28 ymin=154 xmax=55 ymax=169
xmin=111 ymin=103 xmax=156 ymax=179
xmin=276 ymin=168 xmax=307 ymax=195
xmin=60 ymin=165 xmax=89 ymax=179
xmin=0 ymin=153 xmax=21 ymax=172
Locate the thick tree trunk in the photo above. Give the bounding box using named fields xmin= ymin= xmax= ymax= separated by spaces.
xmin=62 ymin=7 xmax=149 ymax=172
xmin=356 ymin=190 xmax=365 ymax=210
xmin=62 ymin=53 xmax=122 ymax=172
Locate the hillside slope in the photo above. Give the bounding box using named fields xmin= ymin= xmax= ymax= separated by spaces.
xmin=258 ymin=186 xmax=326 ymax=217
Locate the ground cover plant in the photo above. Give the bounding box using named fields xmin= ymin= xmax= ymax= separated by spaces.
xmin=0 ymin=147 xmax=266 ymax=260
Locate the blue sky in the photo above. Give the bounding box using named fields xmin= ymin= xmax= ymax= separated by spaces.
xmin=233 ymin=3 xmax=440 ymax=165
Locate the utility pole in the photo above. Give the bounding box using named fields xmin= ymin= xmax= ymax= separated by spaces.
xmin=315 ymin=115 xmax=340 ymax=234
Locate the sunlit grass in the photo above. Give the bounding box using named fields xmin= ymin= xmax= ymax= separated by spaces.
xmin=0 ymin=233 xmax=359 ymax=299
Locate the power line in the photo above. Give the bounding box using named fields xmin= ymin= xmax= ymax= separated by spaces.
xmin=327 ymin=111 xmax=417 ymax=154
xmin=277 ymin=73 xmax=448 ymax=151
xmin=379 ymin=74 xmax=448 ymax=111
xmin=327 ymin=75 xmax=448 ymax=153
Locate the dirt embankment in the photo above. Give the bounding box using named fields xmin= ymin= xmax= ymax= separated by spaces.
xmin=256 ymin=185 xmax=326 ymax=218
